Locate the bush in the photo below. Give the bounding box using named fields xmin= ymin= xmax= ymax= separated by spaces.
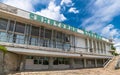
xmin=0 ymin=45 xmax=7 ymax=54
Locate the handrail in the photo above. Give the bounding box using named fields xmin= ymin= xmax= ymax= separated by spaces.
xmin=103 ymin=56 xmax=114 ymax=68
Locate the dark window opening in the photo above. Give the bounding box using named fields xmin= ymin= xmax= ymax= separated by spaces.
xmin=0 ymin=18 xmax=8 ymax=30
xmin=15 ymin=22 xmax=25 ymax=33
xmin=31 ymin=26 xmax=39 ymax=36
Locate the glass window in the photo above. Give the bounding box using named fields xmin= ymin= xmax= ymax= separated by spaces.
xmin=0 ymin=32 xmax=7 ymax=42
xmin=43 ymin=39 xmax=50 ymax=47
xmin=8 ymin=33 xmax=13 ymax=43
xmin=0 ymin=18 xmax=8 ymax=30
xmin=56 ymin=31 xmax=62 ymax=41
xmin=40 ymin=27 xmax=44 ymax=38
xmin=63 ymin=43 xmax=70 ymax=51
xmin=9 ymin=20 xmax=14 ymax=31
xmin=13 ymin=34 xmax=25 ymax=44
xmin=34 ymin=59 xmax=39 ymax=64
xmin=15 ymin=22 xmax=25 ymax=33
xmin=53 ymin=58 xmax=59 ymax=65
xmin=43 ymin=60 xmax=49 ymax=65
xmin=29 ymin=36 xmax=38 ymax=46
xmin=56 ymin=41 xmax=63 ymax=49
xmin=53 ymin=58 xmax=69 ymax=65
xmin=31 ymin=26 xmax=39 ymax=36
xmin=45 ymin=29 xmax=52 ymax=39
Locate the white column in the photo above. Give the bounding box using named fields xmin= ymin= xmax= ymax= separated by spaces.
xmin=101 ymin=42 xmax=103 ymax=54
xmin=95 ymin=41 xmax=98 ymax=54
xmin=87 ymin=38 xmax=90 ymax=52
xmin=105 ymin=43 xmax=107 ymax=54
xmin=70 ymin=58 xmax=74 ymax=69
xmin=95 ymin=59 xmax=97 ymax=67
xmin=91 ymin=39 xmax=94 ymax=53
xmin=99 ymin=41 xmax=101 ymax=54
xmin=84 ymin=59 xmax=86 ymax=68
xmin=49 ymin=57 xmax=54 ymax=69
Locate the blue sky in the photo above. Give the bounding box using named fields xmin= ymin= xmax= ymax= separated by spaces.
xmin=0 ymin=0 xmax=120 ymax=52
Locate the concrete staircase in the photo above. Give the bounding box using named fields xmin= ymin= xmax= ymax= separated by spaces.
xmin=104 ymin=56 xmax=120 ymax=70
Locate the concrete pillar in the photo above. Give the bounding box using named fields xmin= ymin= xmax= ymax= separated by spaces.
xmin=20 ymin=55 xmax=26 ymax=71
xmin=105 ymin=43 xmax=107 ymax=54
xmin=49 ymin=57 xmax=54 ymax=69
xmin=70 ymin=58 xmax=74 ymax=69
xmin=87 ymin=38 xmax=90 ymax=52
xmin=91 ymin=39 xmax=94 ymax=53
xmin=101 ymin=42 xmax=104 ymax=54
xmin=95 ymin=41 xmax=98 ymax=54
xmin=95 ymin=59 xmax=97 ymax=67
xmin=99 ymin=41 xmax=101 ymax=54
xmin=84 ymin=59 xmax=86 ymax=68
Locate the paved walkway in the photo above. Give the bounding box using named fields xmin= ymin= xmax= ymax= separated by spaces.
xmin=8 ymin=56 xmax=120 ymax=75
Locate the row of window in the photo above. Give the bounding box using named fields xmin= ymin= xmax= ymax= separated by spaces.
xmin=26 ymin=56 xmax=69 ymax=65
xmin=0 ymin=18 xmax=71 ymax=50
xmin=0 ymin=18 xmax=70 ymax=42
xmin=0 ymin=31 xmax=71 ymax=50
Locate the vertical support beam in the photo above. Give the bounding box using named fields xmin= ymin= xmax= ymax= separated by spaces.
xmin=70 ymin=58 xmax=74 ymax=69
xmin=87 ymin=38 xmax=90 ymax=52
xmin=84 ymin=59 xmax=86 ymax=68
xmin=6 ymin=19 xmax=10 ymax=33
xmin=49 ymin=57 xmax=54 ymax=69
xmin=99 ymin=41 xmax=101 ymax=54
xmin=95 ymin=40 xmax=98 ymax=54
xmin=95 ymin=59 xmax=97 ymax=67
xmin=91 ymin=39 xmax=94 ymax=53
xmin=38 ymin=27 xmax=41 ymax=46
xmin=51 ymin=29 xmax=54 ymax=48
xmin=101 ymin=42 xmax=104 ymax=54
xmin=105 ymin=43 xmax=107 ymax=54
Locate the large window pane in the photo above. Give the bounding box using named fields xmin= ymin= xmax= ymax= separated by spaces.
xmin=31 ymin=26 xmax=39 ymax=36
xmin=29 ymin=36 xmax=38 ymax=46
xmin=13 ymin=34 xmax=25 ymax=44
xmin=45 ymin=29 xmax=52 ymax=39
xmin=9 ymin=20 xmax=14 ymax=31
xmin=8 ymin=33 xmax=13 ymax=43
xmin=0 ymin=32 xmax=7 ymax=42
xmin=56 ymin=31 xmax=62 ymax=41
xmin=15 ymin=22 xmax=25 ymax=33
xmin=40 ymin=27 xmax=44 ymax=38
xmin=0 ymin=18 xmax=8 ymax=30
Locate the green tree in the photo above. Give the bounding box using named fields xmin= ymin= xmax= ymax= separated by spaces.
xmin=0 ymin=45 xmax=7 ymax=75
xmin=111 ymin=45 xmax=118 ymax=56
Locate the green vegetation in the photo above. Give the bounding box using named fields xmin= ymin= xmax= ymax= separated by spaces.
xmin=0 ymin=45 xmax=7 ymax=54
xmin=111 ymin=45 xmax=119 ymax=56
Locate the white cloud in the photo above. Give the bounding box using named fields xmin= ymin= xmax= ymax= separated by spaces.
xmin=68 ymin=7 xmax=79 ymax=14
xmin=2 ymin=0 xmax=39 ymax=11
xmin=2 ymin=0 xmax=51 ymax=11
xmin=60 ymin=0 xmax=74 ymax=6
xmin=81 ymin=0 xmax=120 ymax=31
xmin=36 ymin=0 xmax=66 ymax=21
xmin=80 ymin=0 xmax=120 ymax=53
xmin=101 ymin=24 xmax=119 ymax=37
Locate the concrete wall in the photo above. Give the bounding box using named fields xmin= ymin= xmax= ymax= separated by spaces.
xmin=0 ymin=51 xmax=3 ymax=74
xmin=106 ymin=44 xmax=111 ymax=55
xmin=25 ymin=59 xmax=48 ymax=70
xmin=53 ymin=65 xmax=70 ymax=69
xmin=4 ymin=52 xmax=19 ymax=73
xmin=75 ymin=36 xmax=86 ymax=52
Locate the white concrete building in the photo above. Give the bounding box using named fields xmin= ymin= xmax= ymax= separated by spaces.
xmin=0 ymin=3 xmax=113 ymax=72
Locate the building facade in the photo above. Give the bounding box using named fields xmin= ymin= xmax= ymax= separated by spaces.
xmin=0 ymin=3 xmax=113 ymax=72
